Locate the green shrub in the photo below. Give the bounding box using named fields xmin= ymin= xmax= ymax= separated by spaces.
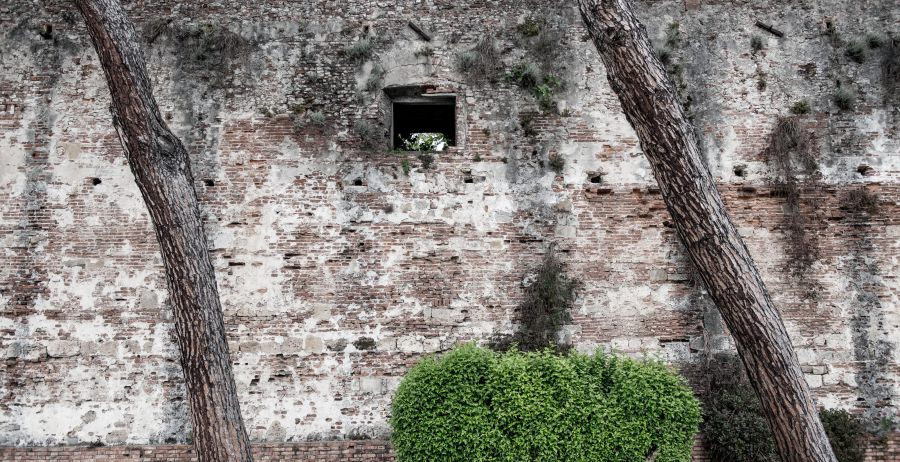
xmin=702 ymin=354 xmax=779 ymax=462
xmin=821 ymin=409 xmax=865 ymax=462
xmin=391 ymin=344 xmax=702 ymax=462
xmin=790 ymin=100 xmax=811 ymax=115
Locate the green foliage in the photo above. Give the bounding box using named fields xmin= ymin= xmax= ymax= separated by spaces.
xmin=399 ymin=133 xmax=449 ymax=152
xmin=414 ymin=46 xmax=434 ymax=58
xmin=820 ymin=409 xmax=865 ymax=462
xmin=508 ymin=62 xmax=542 ymax=90
xmin=307 ymin=110 xmax=326 ymax=127
xmin=751 ymin=35 xmax=764 ymax=53
xmin=790 ymin=100 xmax=811 ymax=115
xmin=490 ymin=250 xmax=578 ymax=353
xmin=417 ymin=153 xmax=435 ymax=169
xmin=702 ymin=354 xmax=779 ymax=462
xmin=354 ymin=119 xmax=385 ymax=151
xmin=655 ymin=46 xmax=673 ymax=65
xmin=508 ymin=64 xmax=562 ymax=112
xmin=343 ymin=38 xmax=374 ymax=64
xmin=171 ymin=22 xmax=251 ymax=87
xmin=834 ymin=87 xmax=856 ymax=111
xmin=517 ymin=17 xmax=541 ymax=37
xmin=665 ymin=22 xmax=681 ymax=48
xmin=519 ymin=112 xmax=537 ymax=138
xmin=391 ymin=344 xmax=701 ymax=462
xmin=401 ymin=158 xmax=411 ymax=176
xmin=873 ymin=416 xmax=897 ymax=445
xmin=548 ymin=153 xmax=565 ymax=174
xmin=846 ymin=39 xmax=867 ymax=63
xmin=866 ymin=33 xmax=885 ymax=49
xmin=364 ymin=64 xmax=385 ymax=92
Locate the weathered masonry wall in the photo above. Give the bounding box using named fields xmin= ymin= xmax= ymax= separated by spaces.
xmin=1 ymin=0 xmax=898 ymax=453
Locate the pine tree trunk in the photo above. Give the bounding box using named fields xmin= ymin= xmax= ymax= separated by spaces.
xmin=576 ymin=1 xmax=837 ymax=461
xmin=73 ymin=1 xmax=253 ymax=461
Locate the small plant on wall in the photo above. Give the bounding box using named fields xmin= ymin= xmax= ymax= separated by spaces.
xmin=489 ymin=248 xmax=578 ymax=353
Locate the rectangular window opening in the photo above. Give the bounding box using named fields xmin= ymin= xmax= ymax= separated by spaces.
xmin=391 ymin=95 xmax=456 ymax=151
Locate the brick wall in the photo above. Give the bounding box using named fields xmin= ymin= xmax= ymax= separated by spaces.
xmin=2 ymin=435 xmax=900 ymax=461
xmin=0 ymin=441 xmax=395 ymax=461
xmin=1 ymin=0 xmax=897 ymax=451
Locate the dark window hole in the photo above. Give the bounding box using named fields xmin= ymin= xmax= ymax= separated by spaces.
xmin=392 ymin=95 xmax=456 ymax=150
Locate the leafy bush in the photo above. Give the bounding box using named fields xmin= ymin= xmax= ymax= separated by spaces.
xmin=820 ymin=409 xmax=865 ymax=462
xmin=391 ymin=344 xmax=701 ymax=462
xmin=702 ymin=354 xmax=779 ymax=462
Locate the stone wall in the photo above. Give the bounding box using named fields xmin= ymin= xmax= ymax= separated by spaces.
xmin=0 ymin=0 xmax=897 ymax=452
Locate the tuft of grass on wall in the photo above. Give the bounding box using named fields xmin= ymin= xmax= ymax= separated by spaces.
xmin=790 ymin=100 xmax=811 ymax=115
xmin=454 ymin=36 xmax=501 ymax=83
xmin=354 ymin=119 xmax=385 ymax=152
xmin=307 ymin=110 xmax=326 ymax=127
xmin=751 ymin=35 xmax=764 ymax=53
xmin=846 ymin=39 xmax=867 ymax=63
xmin=834 ymin=87 xmax=856 ymax=111
xmin=343 ymin=37 xmax=374 ymax=65
xmin=548 ymin=153 xmax=565 ymax=174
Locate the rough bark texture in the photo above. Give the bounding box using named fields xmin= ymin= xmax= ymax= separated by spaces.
xmin=576 ymin=1 xmax=837 ymax=461
xmin=72 ymin=1 xmax=253 ymax=461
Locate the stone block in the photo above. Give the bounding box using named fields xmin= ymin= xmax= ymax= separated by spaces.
xmin=303 ymin=335 xmax=325 ymax=353
xmin=47 ymin=340 xmax=81 ymax=358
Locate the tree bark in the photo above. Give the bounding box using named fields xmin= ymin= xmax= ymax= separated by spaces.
xmin=576 ymin=1 xmax=837 ymax=461
xmin=72 ymin=1 xmax=253 ymax=461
